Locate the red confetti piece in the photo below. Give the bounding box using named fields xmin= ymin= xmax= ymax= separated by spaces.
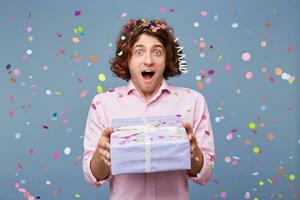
xmin=91 ymin=103 xmax=96 ymax=110
xmin=17 ymin=162 xmax=24 ymax=170
xmin=287 ymin=47 xmax=293 ymax=52
xmin=201 ymin=114 xmax=207 ymax=120
xmin=42 ymin=125 xmax=49 ymax=129
xmin=205 ymin=130 xmax=210 ymax=135
xmin=9 ymin=109 xmax=14 ymax=118
xmin=208 ymin=70 xmax=215 ymax=75
xmin=75 ymin=10 xmax=81 ymax=16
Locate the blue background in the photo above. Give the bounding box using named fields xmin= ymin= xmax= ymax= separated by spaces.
xmin=1 ymin=0 xmax=299 ymax=199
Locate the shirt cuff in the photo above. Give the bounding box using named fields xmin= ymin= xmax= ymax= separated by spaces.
xmin=83 ymin=154 xmax=111 ymax=187
xmin=189 ymin=152 xmax=213 ymax=185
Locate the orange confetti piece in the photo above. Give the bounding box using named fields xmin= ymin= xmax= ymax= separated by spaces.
xmin=10 ymin=77 xmax=16 ymax=83
xmin=90 ymin=55 xmax=98 ymax=62
xmin=80 ymin=90 xmax=88 ymax=98
xmin=197 ymin=81 xmax=204 ymax=90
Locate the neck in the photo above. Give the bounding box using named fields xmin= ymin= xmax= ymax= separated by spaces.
xmin=132 ymin=79 xmax=163 ymax=102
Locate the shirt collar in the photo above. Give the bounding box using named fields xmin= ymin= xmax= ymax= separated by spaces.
xmin=125 ymin=79 xmax=172 ymax=95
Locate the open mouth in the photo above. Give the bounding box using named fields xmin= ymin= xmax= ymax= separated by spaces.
xmin=141 ymin=71 xmax=155 ymax=81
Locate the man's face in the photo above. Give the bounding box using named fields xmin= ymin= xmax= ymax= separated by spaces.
xmin=128 ymin=33 xmax=166 ymax=96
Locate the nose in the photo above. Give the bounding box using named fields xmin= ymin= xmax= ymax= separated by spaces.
xmin=144 ymin=52 xmax=154 ymax=66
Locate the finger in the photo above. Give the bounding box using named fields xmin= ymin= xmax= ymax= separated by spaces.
xmin=183 ymin=122 xmax=193 ymax=135
xmin=102 ymin=127 xmax=114 ymax=139
xmin=100 ymin=140 xmax=110 ymax=150
xmin=104 ymin=159 xmax=111 ymax=167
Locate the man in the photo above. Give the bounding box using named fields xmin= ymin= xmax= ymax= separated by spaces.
xmin=83 ymin=18 xmax=215 ymax=200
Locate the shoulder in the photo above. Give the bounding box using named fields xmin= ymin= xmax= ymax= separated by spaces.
xmin=169 ymin=84 xmax=205 ymax=102
xmin=91 ymin=85 xmax=127 ymax=102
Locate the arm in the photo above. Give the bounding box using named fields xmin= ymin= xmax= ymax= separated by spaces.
xmin=185 ymin=94 xmax=215 ymax=185
xmin=82 ymin=97 xmax=112 ymax=187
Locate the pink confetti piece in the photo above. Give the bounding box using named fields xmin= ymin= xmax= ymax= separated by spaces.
xmin=160 ymin=7 xmax=166 ymax=13
xmin=29 ymin=148 xmax=34 ymax=155
xmin=23 ymin=191 xmax=30 ymax=198
xmin=18 ymin=188 xmax=26 ymax=193
xmin=200 ymin=10 xmax=208 ymax=16
xmin=56 ymin=32 xmax=62 ymax=38
xmin=15 ymin=183 xmax=20 ymax=189
xmin=245 ymin=71 xmax=253 ymax=79
xmin=201 ymin=114 xmax=207 ymax=120
xmin=53 ymin=152 xmax=60 ymax=159
xmin=224 ymin=64 xmax=231 ymax=72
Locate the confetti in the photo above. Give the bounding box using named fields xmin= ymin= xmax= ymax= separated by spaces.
xmin=121 ymin=12 xmax=127 ymax=18
xmin=98 ymin=73 xmax=106 ymax=81
xmin=72 ymin=37 xmax=80 ymax=43
xmin=64 ymin=147 xmax=71 ymax=155
xmin=97 ymin=85 xmax=103 ymax=93
xmin=245 ymin=71 xmax=253 ymax=79
xmin=242 ymin=52 xmax=251 ymax=62
xmin=253 ymin=146 xmax=261 ymax=154
xmin=53 ymin=152 xmax=60 ymax=159
xmin=75 ymin=10 xmax=81 ymax=16
xmin=232 ymin=23 xmax=238 ymax=28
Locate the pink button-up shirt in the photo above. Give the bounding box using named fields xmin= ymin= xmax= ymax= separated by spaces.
xmin=83 ymin=79 xmax=215 ymax=200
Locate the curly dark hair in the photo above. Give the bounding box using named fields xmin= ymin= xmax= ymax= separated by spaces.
xmin=110 ymin=18 xmax=184 ymax=81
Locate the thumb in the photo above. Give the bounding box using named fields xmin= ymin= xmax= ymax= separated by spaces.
xmin=102 ymin=127 xmax=114 ymax=139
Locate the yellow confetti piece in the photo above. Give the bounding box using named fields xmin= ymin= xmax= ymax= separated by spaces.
xmin=55 ymin=91 xmax=62 ymax=96
xmin=74 ymin=194 xmax=81 ymax=198
xmin=98 ymin=73 xmax=106 ymax=82
xmin=253 ymin=146 xmax=260 ymax=154
xmin=258 ymin=180 xmax=264 ymax=186
xmin=248 ymin=122 xmax=256 ymax=129
xmin=289 ymin=174 xmax=295 ymax=181
xmin=96 ymin=85 xmax=103 ymax=93
xmin=267 ymin=178 xmax=273 ymax=184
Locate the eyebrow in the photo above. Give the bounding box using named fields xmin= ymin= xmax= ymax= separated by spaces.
xmin=132 ymin=44 xmax=164 ymax=49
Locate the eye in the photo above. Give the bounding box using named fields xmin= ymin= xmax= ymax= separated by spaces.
xmin=134 ymin=49 xmax=143 ymax=56
xmin=153 ymin=49 xmax=162 ymax=56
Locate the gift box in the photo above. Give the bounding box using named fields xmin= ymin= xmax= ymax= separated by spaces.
xmin=110 ymin=115 xmax=191 ymax=175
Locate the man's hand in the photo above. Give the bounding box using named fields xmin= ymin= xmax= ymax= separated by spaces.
xmin=183 ymin=122 xmax=204 ymax=176
xmin=96 ymin=127 xmax=114 ymax=167
xmin=90 ymin=127 xmax=114 ymax=181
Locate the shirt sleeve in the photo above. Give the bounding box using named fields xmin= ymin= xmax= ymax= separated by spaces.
xmin=82 ymin=96 xmax=112 ymax=187
xmin=189 ymin=93 xmax=215 ymax=185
